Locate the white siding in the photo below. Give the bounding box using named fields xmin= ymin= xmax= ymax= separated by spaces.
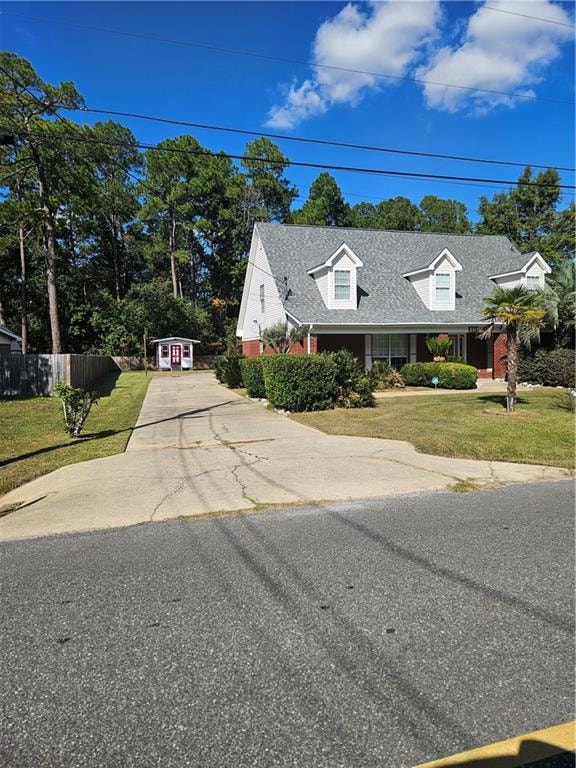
xmin=410 ymin=273 xmax=431 ymax=308
xmin=525 ymin=262 xmax=545 ymax=288
xmin=312 ymin=250 xmax=359 ymax=310
xmin=314 ymin=268 xmax=330 ymax=306
xmin=240 ymin=234 xmax=285 ymax=340
xmin=494 ymin=273 xmax=522 ymax=288
xmin=330 ymin=252 xmax=357 ymax=310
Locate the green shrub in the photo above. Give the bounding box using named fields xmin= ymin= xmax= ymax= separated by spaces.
xmin=240 ymin=357 xmax=266 ymax=398
xmin=368 ymin=361 xmax=405 ymax=390
xmin=324 ymin=349 xmax=374 ymax=408
xmin=214 ymin=343 xmax=243 ymax=388
xmin=261 ymin=354 xmax=338 ymax=412
xmin=425 ymin=336 xmax=452 ymax=359
xmin=518 ymin=348 xmax=575 ymax=388
xmin=400 ymin=362 xmax=478 ymax=389
xmin=331 ymin=349 xmax=375 ymax=408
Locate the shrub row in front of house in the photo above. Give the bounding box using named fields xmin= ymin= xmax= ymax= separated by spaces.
xmin=400 ymin=362 xmax=478 ymax=389
xmin=239 ymin=350 xmax=375 ymax=411
xmin=517 ymin=348 xmax=575 ymax=388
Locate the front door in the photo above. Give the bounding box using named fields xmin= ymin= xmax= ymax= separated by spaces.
xmin=170 ymin=344 xmax=182 ymax=366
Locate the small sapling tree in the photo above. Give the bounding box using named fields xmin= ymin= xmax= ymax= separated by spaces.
xmin=54 ymin=382 xmax=98 ymax=437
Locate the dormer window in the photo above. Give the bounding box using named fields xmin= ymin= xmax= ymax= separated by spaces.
xmin=403 ymin=248 xmax=462 ymax=311
xmin=334 ymin=270 xmax=351 ymax=301
xmin=308 ymin=242 xmax=363 ymax=310
xmin=435 ymin=273 xmax=451 ymax=305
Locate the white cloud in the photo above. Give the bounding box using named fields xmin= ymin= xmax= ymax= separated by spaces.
xmin=266 ymin=0 xmax=441 ymax=129
xmin=417 ymin=0 xmax=574 ymax=113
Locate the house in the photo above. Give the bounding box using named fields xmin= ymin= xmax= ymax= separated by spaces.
xmin=236 ymin=223 xmax=552 ymax=379
xmin=0 ymin=325 xmax=22 ymax=355
xmin=154 ymin=337 xmax=200 ymax=371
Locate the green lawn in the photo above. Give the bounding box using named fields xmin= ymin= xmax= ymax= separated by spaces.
xmin=291 ymin=390 xmax=575 ymax=469
xmin=0 ymin=371 xmax=152 ymax=497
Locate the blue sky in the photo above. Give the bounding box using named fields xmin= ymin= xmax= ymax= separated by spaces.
xmin=2 ymin=1 xmax=575 ymax=221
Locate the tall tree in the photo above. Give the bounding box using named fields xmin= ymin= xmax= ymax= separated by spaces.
xmin=0 ymin=52 xmax=84 ymax=352
xmin=140 ymin=135 xmax=201 ymax=297
xmin=241 ymin=137 xmax=298 ymax=231
xmin=419 ymin=195 xmax=471 ymax=234
xmin=477 ymin=167 xmax=569 ymax=266
xmin=292 ymin=172 xmax=351 ymax=226
xmin=352 ymin=196 xmax=422 ymax=231
xmin=90 ymin=121 xmax=142 ymax=302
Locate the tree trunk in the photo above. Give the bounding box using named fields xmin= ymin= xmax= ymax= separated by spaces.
xmin=169 ymin=210 xmax=178 ymax=298
xmin=506 ymin=331 xmax=518 ymax=413
xmin=110 ymin=217 xmax=124 ymax=302
xmin=19 ymin=224 xmax=28 ymax=353
xmin=31 ymin=145 xmax=62 ymax=353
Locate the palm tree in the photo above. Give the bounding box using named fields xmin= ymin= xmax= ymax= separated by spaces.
xmin=546 ymin=258 xmax=576 ymax=348
xmin=481 ymin=286 xmax=546 ymax=412
xmin=260 ymin=321 xmax=307 ymax=354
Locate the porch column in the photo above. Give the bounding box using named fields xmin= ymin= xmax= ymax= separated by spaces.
xmin=364 ymin=334 xmax=372 ymax=370
xmin=409 ymin=334 xmax=417 ymax=362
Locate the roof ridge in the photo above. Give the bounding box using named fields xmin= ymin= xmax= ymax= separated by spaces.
xmin=256 ymin=221 xmax=509 ymax=240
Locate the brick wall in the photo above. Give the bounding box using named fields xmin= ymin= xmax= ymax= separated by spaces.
xmin=493 ymin=333 xmax=507 ymax=379
xmin=242 ymin=336 xmax=317 ymax=357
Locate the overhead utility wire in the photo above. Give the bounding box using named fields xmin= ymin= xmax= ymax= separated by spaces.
xmin=1 ymin=10 xmax=573 ymax=107
xmin=62 ymin=105 xmax=575 ymax=173
xmin=16 ymin=131 xmax=574 ymax=190
xmin=482 ymin=4 xmax=576 ymax=28
xmin=0 ymin=66 xmax=158 ymax=196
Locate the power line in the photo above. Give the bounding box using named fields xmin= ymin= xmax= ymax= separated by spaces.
xmin=2 ymin=9 xmax=574 ymax=107
xmin=59 ymin=105 xmax=575 ymax=173
xmin=482 ymin=4 xmax=576 ymax=29
xmin=17 ymin=130 xmax=573 ymax=190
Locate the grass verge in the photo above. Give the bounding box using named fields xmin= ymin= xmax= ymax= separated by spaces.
xmin=291 ymin=390 xmax=575 ymax=469
xmin=0 ymin=371 xmax=152 ymax=497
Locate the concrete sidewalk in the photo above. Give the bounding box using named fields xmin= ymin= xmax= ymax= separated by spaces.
xmin=0 ymin=372 xmax=570 ymax=541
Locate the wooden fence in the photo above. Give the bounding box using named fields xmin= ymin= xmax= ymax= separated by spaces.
xmin=0 ymin=354 xmax=144 ymax=397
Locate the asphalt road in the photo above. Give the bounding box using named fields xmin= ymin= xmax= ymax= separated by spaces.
xmin=1 ymin=481 xmax=574 ymax=768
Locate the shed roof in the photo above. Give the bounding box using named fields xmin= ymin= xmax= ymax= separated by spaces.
xmin=153 ymin=337 xmax=200 ymax=344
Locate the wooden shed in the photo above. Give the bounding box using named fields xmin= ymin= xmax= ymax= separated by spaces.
xmin=0 ymin=325 xmax=22 ymax=355
xmin=154 ymin=337 xmax=200 ymax=371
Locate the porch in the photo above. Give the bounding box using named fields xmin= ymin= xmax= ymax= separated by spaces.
xmin=314 ymin=330 xmax=504 ymax=379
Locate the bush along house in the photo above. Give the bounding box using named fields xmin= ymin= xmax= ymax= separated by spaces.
xmin=236 ymin=222 xmax=552 ymax=379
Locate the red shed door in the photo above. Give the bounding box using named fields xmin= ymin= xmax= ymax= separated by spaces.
xmin=170 ymin=344 xmax=182 ymax=366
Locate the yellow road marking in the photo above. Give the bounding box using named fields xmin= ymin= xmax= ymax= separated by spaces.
xmin=414 ymin=720 xmax=575 ymax=767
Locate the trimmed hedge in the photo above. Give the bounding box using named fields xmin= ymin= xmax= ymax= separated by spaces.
xmin=240 ymin=357 xmax=266 ymax=398
xmin=261 ymin=354 xmax=338 ymax=412
xmin=518 ymin=348 xmax=575 ymax=388
xmin=400 ymin=361 xmax=478 ymax=389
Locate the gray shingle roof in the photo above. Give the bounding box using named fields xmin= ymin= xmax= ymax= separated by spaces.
xmin=256 ymin=222 xmax=531 ymax=325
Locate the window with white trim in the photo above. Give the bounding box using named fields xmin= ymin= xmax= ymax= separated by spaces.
xmin=259 ymin=284 xmax=265 ymax=313
xmin=526 ymin=275 xmax=541 ymax=290
xmin=435 ymin=273 xmax=451 ymax=304
xmin=334 ymin=270 xmax=351 ymax=301
xmin=160 ymin=344 xmax=168 ymax=358
xmin=372 ymin=334 xmax=408 ymax=369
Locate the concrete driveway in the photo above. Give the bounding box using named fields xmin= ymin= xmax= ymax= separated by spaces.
xmin=0 ymin=372 xmax=570 ymax=541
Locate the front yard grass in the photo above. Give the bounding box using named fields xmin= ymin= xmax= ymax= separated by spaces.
xmin=0 ymin=371 xmax=152 ymax=497
xmin=291 ymin=390 xmax=575 ymax=469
